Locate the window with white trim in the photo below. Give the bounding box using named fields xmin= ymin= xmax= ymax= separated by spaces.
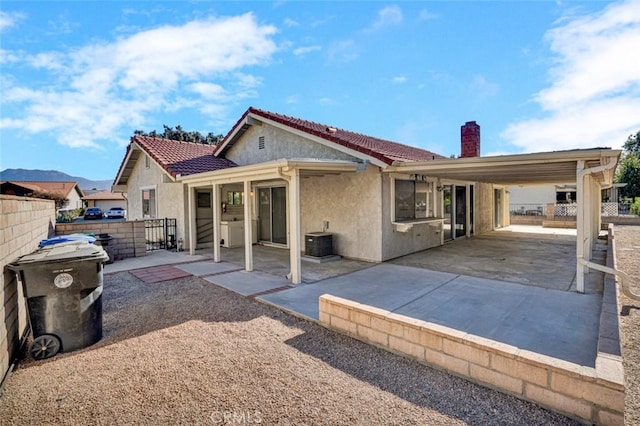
xmin=394 ymin=178 xmax=435 ymax=221
xmin=142 ymin=188 xmax=156 ymax=218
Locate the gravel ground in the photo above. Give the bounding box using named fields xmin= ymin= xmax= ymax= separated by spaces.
xmin=614 ymin=225 xmax=640 ymax=426
xmin=1 ymin=269 xmax=584 ymax=425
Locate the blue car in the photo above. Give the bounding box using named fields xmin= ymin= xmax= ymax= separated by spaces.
xmin=83 ymin=207 xmax=104 ymax=220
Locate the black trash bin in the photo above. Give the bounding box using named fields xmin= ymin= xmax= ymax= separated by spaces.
xmin=9 ymin=241 xmax=109 ymax=360
xmin=94 ymin=233 xmax=114 ymax=264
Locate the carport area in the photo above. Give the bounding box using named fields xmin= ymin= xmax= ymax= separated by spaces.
xmin=389 ymin=226 xmax=582 ymax=292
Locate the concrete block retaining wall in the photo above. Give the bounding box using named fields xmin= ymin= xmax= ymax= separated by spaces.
xmin=0 ymin=195 xmax=56 ymax=388
xmin=55 ymin=221 xmax=146 ymax=260
xmin=319 ymin=294 xmax=625 ymax=425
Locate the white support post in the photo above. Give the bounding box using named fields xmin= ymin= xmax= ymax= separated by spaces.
xmin=576 ymin=161 xmax=585 ymax=293
xmin=451 ymin=185 xmax=457 ymax=240
xmin=465 ymin=184 xmax=471 ymax=238
xmin=188 ymin=186 xmax=196 ymax=255
xmin=289 ymin=169 xmax=302 ymax=284
xmin=243 ymin=180 xmax=253 ymax=272
xmin=212 ymin=183 xmax=221 ymax=263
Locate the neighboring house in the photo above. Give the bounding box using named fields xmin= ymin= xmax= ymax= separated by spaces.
xmin=0 ymin=181 xmax=84 ymax=209
xmin=81 ymin=190 xmax=127 ymax=210
xmin=113 ymin=107 xmax=620 ymax=290
xmin=509 ymin=183 xmax=627 ymax=213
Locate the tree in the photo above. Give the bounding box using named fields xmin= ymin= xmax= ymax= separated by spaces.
xmin=29 ymin=190 xmax=69 ymax=209
xmin=133 ymin=126 xmax=224 ymax=145
xmin=616 ymin=131 xmax=640 ymax=201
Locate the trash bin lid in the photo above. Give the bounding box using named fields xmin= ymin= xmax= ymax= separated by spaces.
xmin=39 ymin=233 xmax=96 ymax=247
xmin=10 ymin=241 xmax=108 ymax=267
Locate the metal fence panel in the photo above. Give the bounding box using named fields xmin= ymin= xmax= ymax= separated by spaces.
xmin=144 ymin=218 xmax=177 ymax=251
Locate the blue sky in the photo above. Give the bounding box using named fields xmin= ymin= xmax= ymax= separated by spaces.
xmin=1 ymin=1 xmax=639 ymax=180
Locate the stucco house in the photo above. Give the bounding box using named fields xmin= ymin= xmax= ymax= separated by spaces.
xmin=81 ymin=190 xmax=128 ymax=211
xmin=1 ymin=181 xmax=84 ymax=210
xmin=113 ymin=107 xmax=620 ymax=289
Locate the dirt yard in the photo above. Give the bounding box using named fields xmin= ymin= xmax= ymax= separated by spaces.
xmin=0 ymin=268 xmax=580 ymax=424
xmin=615 ymin=225 xmax=640 ymax=425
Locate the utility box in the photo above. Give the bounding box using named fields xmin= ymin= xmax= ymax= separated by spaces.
xmin=305 ymin=232 xmax=333 ymax=258
xmin=9 ymin=241 xmax=109 ymax=360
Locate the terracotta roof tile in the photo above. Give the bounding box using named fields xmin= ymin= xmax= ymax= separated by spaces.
xmin=217 ymin=107 xmax=445 ymax=165
xmin=6 ymin=181 xmax=81 ymax=198
xmin=132 ymin=136 xmax=236 ymax=177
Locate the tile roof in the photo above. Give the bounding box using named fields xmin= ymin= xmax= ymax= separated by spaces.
xmin=131 ymin=136 xmax=237 ymax=178
xmin=3 ymin=181 xmax=81 ymax=198
xmin=81 ymin=190 xmax=127 ymax=201
xmin=216 ymin=107 xmax=445 ymax=165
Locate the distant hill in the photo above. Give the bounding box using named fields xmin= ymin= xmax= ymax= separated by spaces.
xmin=0 ymin=169 xmax=112 ymax=191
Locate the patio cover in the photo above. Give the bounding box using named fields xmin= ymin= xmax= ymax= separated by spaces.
xmin=385 ymin=148 xmax=622 ymax=293
xmin=179 ymin=159 xmax=360 ymax=284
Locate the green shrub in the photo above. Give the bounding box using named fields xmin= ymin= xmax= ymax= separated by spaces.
xmin=631 ymin=198 xmax=640 ymax=216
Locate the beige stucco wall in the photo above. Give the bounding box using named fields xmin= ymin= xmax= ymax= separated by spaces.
xmin=474 ymin=182 xmax=494 ymax=234
xmin=0 ymin=195 xmax=55 ymax=385
xmin=300 ymin=165 xmax=383 ymax=262
xmin=65 ymin=189 xmax=83 ymax=210
xmin=125 ymin=151 xmax=188 ymax=245
xmin=225 ymin=122 xmax=358 ymax=165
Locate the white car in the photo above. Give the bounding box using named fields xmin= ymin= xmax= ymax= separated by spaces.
xmin=105 ymin=207 xmax=126 ymax=219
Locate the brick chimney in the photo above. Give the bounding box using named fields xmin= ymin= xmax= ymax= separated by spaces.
xmin=461 ymin=121 xmax=480 ymax=158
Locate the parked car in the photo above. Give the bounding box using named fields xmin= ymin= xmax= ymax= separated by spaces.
xmin=105 ymin=207 xmax=126 ymax=219
xmin=83 ymin=207 xmax=104 ymax=220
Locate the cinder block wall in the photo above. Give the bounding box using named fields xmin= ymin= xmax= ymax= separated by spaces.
xmin=55 ymin=221 xmax=146 ymax=260
xmin=320 ymin=294 xmax=624 ymax=425
xmin=0 ymin=195 xmax=55 ymax=386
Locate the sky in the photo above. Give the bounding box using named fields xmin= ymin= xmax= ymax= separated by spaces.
xmin=1 ymin=0 xmax=639 ymax=181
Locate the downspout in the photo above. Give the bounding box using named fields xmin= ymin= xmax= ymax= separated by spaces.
xmin=576 ymin=157 xmax=639 ymax=300
xmin=577 ymin=258 xmax=639 ymax=300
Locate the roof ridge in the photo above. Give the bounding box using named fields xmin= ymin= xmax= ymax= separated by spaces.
xmin=244 ymin=107 xmax=445 ymax=164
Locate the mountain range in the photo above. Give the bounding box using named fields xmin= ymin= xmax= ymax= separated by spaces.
xmin=0 ymin=169 xmax=112 ymax=190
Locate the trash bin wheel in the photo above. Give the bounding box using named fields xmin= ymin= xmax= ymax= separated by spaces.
xmin=29 ymin=334 xmax=61 ymax=360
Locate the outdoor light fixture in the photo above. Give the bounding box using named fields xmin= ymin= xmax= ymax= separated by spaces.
xmin=437 ymin=186 xmax=444 ymax=192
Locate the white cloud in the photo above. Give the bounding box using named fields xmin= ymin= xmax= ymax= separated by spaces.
xmin=502 ymin=0 xmax=640 ymax=152
xmin=319 ymin=97 xmax=336 ymax=106
xmin=285 ymin=95 xmax=299 ymax=104
xmin=284 ymin=18 xmax=299 ymax=27
xmin=392 ymin=76 xmax=407 ymax=84
xmin=367 ymin=5 xmax=403 ymax=31
xmin=418 ymin=9 xmax=438 ymax=22
xmin=293 ymin=45 xmax=321 ymax=56
xmin=0 ymin=11 xmax=25 ymax=32
xmin=327 ymin=39 xmax=358 ymax=62
xmin=0 ymin=13 xmax=278 ymax=148
xmin=470 ymin=74 xmax=499 ymax=99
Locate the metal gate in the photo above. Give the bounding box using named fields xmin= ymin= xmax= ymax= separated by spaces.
xmin=144 ymin=218 xmax=177 ymax=251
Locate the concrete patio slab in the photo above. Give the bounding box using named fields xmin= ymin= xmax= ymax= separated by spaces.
xmin=259 ymin=264 xmax=458 ymax=319
xmin=204 ymin=270 xmax=291 ymax=296
xmin=259 ymin=263 xmax=601 ymax=366
xmin=174 ymin=261 xmax=240 ymax=277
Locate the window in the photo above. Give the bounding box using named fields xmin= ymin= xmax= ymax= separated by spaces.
xmin=227 ymin=191 xmax=243 ymax=205
xmin=394 ymin=178 xmax=435 ymax=221
xmin=197 ymin=192 xmax=211 ymax=208
xmin=145 ymin=155 xmax=150 ymax=169
xmin=142 ymin=188 xmax=156 ymax=218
